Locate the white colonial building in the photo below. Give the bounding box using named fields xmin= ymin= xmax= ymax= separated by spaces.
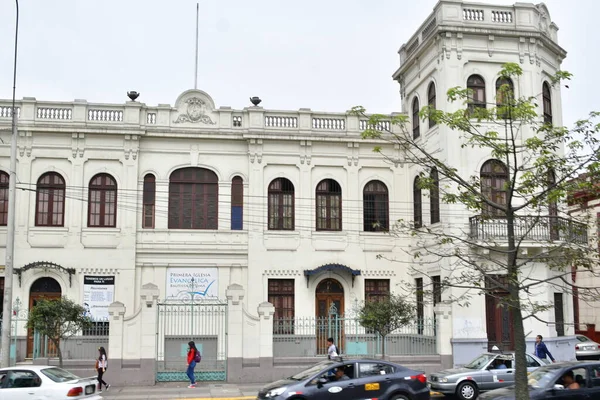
xmin=0 ymin=0 xmax=585 ymax=384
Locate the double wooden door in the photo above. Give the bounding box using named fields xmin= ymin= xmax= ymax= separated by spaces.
xmin=315 ymin=279 xmax=345 ymax=355
xmin=27 ymin=277 xmax=62 ymax=359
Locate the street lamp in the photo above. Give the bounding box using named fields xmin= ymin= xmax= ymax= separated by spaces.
xmin=1 ymin=0 xmax=20 ymax=368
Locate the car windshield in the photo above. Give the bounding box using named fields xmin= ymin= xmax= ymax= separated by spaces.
xmin=290 ymin=361 xmax=336 ymax=381
xmin=41 ymin=367 xmax=80 ymax=383
xmin=464 ymin=354 xmax=495 ymax=369
xmin=577 ymin=336 xmax=591 ymax=343
xmin=527 ymin=365 xmax=563 ymax=389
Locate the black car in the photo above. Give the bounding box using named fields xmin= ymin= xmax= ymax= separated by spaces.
xmin=479 ymin=361 xmax=600 ymax=399
xmin=256 ymin=358 xmax=430 ymax=400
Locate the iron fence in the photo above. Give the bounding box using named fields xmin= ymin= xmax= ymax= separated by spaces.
xmin=156 ymin=301 xmax=228 ymax=382
xmin=33 ymin=319 xmax=109 ymax=361
xmin=273 ymin=316 xmax=437 ymax=358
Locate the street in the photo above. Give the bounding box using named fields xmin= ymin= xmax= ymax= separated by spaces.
xmin=99 ymin=382 xmax=445 ymax=400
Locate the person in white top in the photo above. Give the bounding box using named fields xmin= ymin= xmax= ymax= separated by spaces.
xmin=327 ymin=337 xmax=339 ymax=359
xmin=97 ymin=347 xmax=110 ymax=393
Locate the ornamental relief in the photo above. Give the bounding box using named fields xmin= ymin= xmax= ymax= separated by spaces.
xmin=173 ymin=96 xmax=216 ymax=125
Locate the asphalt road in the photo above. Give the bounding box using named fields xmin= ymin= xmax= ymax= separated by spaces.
xmin=99 ymin=382 xmax=445 ymax=399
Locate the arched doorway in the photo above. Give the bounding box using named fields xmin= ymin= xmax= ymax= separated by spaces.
xmin=28 ymin=277 xmax=62 ymax=358
xmin=315 ymin=278 xmax=344 ymax=354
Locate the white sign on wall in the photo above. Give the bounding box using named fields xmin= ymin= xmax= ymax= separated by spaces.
xmin=166 ymin=268 xmax=218 ymax=300
xmin=83 ymin=276 xmax=115 ymax=320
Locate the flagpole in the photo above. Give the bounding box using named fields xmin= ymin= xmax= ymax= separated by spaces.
xmin=194 ymin=3 xmax=199 ymax=89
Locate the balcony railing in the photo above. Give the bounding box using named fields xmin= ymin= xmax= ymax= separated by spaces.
xmin=469 ymin=215 xmax=588 ymax=245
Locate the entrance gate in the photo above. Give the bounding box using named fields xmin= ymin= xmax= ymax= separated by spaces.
xmin=156 ymin=300 xmax=227 ymax=382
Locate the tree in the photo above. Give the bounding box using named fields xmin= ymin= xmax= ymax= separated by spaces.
xmin=352 ymin=63 xmax=600 ymax=400
xmin=357 ymin=294 xmax=415 ymax=359
xmin=27 ymin=297 xmax=92 ymax=367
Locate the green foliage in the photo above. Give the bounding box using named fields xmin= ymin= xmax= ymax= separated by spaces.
xmin=353 ymin=61 xmax=600 ymax=400
xmin=27 ymin=297 xmax=92 ymax=367
xmin=357 ymin=294 xmax=415 ymax=340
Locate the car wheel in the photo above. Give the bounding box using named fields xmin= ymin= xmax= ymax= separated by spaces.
xmin=456 ymin=381 xmax=478 ymax=400
xmin=389 ymin=395 xmax=409 ymax=400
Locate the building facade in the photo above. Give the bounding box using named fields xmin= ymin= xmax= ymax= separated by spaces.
xmin=568 ymin=179 xmax=600 ymax=335
xmin=0 ymin=0 xmax=585 ymax=383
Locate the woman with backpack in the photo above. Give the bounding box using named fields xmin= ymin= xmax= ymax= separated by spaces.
xmin=186 ymin=341 xmax=201 ymax=388
xmin=96 ymin=347 xmax=110 ymax=392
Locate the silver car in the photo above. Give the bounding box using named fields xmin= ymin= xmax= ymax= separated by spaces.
xmin=575 ymin=335 xmax=600 ymax=360
xmin=428 ymin=352 xmax=548 ymax=400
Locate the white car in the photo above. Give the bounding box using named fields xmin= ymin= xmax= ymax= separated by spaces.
xmin=0 ymin=365 xmax=102 ymax=400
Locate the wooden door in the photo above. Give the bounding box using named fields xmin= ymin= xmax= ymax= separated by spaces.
xmin=485 ymin=293 xmax=515 ymax=351
xmin=27 ymin=278 xmax=62 ymax=359
xmin=315 ymin=279 xmax=344 ymax=355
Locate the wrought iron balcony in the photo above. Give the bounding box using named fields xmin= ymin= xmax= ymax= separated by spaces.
xmin=469 ymin=215 xmax=588 ymax=245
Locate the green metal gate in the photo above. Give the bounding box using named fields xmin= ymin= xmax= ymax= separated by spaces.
xmin=156 ymin=300 xmax=227 ymax=382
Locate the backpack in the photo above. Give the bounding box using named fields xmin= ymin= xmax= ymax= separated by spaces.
xmin=194 ymin=350 xmax=201 ymax=363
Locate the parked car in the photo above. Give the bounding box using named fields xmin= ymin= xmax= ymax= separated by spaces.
xmin=479 ymin=361 xmax=600 ymax=399
xmin=0 ymin=365 xmax=101 ymax=400
xmin=256 ymin=357 xmax=430 ymax=400
xmin=575 ymin=335 xmax=600 ymax=361
xmin=428 ymin=352 xmax=548 ymax=400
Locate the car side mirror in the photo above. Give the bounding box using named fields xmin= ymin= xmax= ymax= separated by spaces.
xmin=553 ymin=384 xmax=565 ymax=391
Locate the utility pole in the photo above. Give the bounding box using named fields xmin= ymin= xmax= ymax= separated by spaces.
xmin=1 ymin=0 xmax=19 ymax=368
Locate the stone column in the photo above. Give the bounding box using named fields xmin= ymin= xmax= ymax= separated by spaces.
xmin=139 ymin=283 xmax=160 ymax=385
xmin=107 ymin=301 xmax=126 ymax=382
xmin=226 ymin=284 xmax=245 ymax=380
xmin=257 ymin=302 xmax=275 ymax=370
xmin=434 ymin=303 xmax=453 ymax=368
xmin=219 ymin=181 xmax=231 ymax=230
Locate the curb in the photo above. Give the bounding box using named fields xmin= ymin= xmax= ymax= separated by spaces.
xmin=170 ymin=398 xmax=255 ymax=400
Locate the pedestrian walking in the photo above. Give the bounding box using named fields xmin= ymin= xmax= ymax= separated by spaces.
xmin=534 ymin=335 xmax=556 ymax=363
xmin=96 ymin=347 xmax=110 ymax=393
xmin=186 ymin=341 xmax=201 ymax=388
xmin=327 ymin=337 xmax=339 ymax=359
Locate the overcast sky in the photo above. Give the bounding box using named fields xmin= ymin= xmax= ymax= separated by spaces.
xmin=0 ymin=0 xmax=598 ymax=128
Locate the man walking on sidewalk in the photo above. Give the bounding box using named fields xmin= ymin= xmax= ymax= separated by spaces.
xmin=534 ymin=335 xmax=556 ymax=363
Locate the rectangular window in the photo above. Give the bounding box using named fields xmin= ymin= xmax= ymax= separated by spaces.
xmin=142 ymin=176 xmax=155 ymax=229
xmin=432 ymin=275 xmax=441 ymax=306
xmin=416 ymin=278 xmax=424 ymax=335
xmin=231 ymin=177 xmax=243 ymax=230
xmin=268 ymin=279 xmax=295 ymax=334
xmin=364 ymin=279 xmax=390 ymax=303
xmin=554 ymin=292 xmax=565 ymax=337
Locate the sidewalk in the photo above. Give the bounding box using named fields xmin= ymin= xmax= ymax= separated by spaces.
xmin=99 ymin=382 xmax=263 ymax=400
xmin=99 ymin=382 xmax=444 ymax=400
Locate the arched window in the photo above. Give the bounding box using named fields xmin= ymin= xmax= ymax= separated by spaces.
xmin=413 ymin=177 xmax=422 ymax=228
xmin=480 ymin=160 xmax=509 ymax=217
xmin=543 ymin=82 xmax=552 ymax=125
xmin=88 ymin=173 xmax=117 ymax=227
xmin=496 ymin=77 xmax=514 ymax=119
xmin=363 ymin=180 xmax=389 ymax=232
xmin=142 ymin=174 xmax=155 ymax=229
xmin=467 ymin=75 xmax=486 ymax=112
xmin=412 ymin=97 xmax=420 ymax=139
xmin=430 ymin=168 xmax=440 ymax=224
xmin=268 ymin=178 xmax=295 ymax=230
xmin=428 ymin=82 xmax=437 ymax=128
xmin=231 ymin=176 xmax=243 ymax=230
xmin=36 ymin=172 xmax=66 ymax=227
xmin=316 ymin=179 xmax=342 ymax=231
xmin=168 ymin=167 xmax=218 ymax=229
xmin=0 ymin=171 xmax=9 ymax=226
